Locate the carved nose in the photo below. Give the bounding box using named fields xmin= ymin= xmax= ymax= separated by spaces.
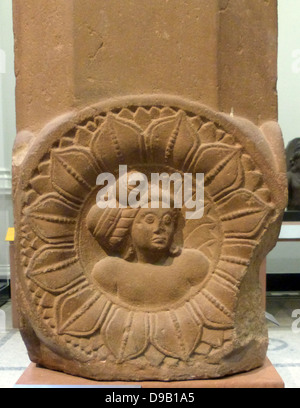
xmin=153 ymin=220 xmax=166 ymax=233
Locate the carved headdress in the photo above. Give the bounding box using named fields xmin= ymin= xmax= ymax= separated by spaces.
xmin=86 ymin=173 xmax=181 ymax=258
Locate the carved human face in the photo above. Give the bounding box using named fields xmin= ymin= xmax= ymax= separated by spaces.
xmin=131 ymin=208 xmax=176 ymax=261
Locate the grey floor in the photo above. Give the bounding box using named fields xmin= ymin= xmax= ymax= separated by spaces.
xmin=0 ymin=293 xmax=300 ymax=388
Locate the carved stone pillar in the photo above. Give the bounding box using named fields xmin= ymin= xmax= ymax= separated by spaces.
xmin=12 ymin=0 xmax=278 ymax=131
xmin=12 ymin=1 xmax=287 ymax=381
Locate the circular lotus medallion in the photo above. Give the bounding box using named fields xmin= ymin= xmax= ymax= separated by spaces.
xmin=15 ymin=96 xmax=280 ymax=379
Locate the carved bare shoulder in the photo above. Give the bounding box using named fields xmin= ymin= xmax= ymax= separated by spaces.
xmin=176 ymin=249 xmax=210 ymax=285
xmin=91 ymin=256 xmax=122 ymax=295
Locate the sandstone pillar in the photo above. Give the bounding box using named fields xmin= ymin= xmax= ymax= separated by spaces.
xmin=13 ymin=0 xmax=277 ymax=133
xmin=12 ymin=0 xmax=287 ymax=382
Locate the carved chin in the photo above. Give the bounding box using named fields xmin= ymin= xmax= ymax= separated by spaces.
xmin=137 ymin=241 xmax=169 ymax=251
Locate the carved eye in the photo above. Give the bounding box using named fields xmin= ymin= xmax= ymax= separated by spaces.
xmin=144 ymin=214 xmax=155 ymax=224
xmin=162 ymin=214 xmax=172 ymax=225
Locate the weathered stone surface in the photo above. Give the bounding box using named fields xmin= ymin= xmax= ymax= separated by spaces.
xmin=13 ymin=0 xmax=277 ymax=132
xmin=218 ymin=0 xmax=278 ymax=123
xmin=13 ymin=96 xmax=287 ymax=381
xmin=12 ymin=1 xmax=286 ymax=381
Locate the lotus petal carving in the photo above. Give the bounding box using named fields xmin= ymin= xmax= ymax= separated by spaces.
xmin=151 ymin=306 xmax=202 ymax=361
xmin=24 ymin=193 xmax=78 ymax=244
xmin=144 ymin=111 xmax=200 ymax=170
xmin=56 ymin=285 xmax=112 ymax=336
xmin=91 ymin=114 xmax=145 ymax=171
xmin=104 ymin=308 xmax=149 ymax=362
xmin=217 ymin=189 xmax=273 ymax=239
xmin=27 ymin=246 xmax=83 ymax=294
xmin=51 ymin=147 xmax=99 ymax=203
xmin=194 ymin=144 xmax=244 ymax=200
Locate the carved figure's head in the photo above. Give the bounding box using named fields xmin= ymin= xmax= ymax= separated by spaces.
xmin=87 ymin=173 xmax=182 ymax=264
